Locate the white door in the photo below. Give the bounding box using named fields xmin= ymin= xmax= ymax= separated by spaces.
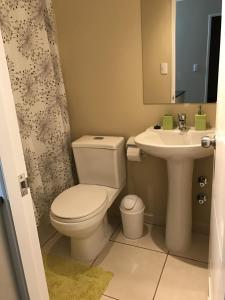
xmin=208 ymin=2 xmax=225 ymax=300
xmin=0 ymin=29 xmax=49 ymax=300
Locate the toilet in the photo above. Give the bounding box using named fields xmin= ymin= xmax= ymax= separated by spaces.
xmin=50 ymin=135 xmax=126 ymax=262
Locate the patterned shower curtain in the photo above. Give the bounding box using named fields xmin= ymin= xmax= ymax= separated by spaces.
xmin=0 ymin=0 xmax=74 ymax=225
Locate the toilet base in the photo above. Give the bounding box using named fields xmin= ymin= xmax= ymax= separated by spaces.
xmin=71 ymin=215 xmax=113 ymax=263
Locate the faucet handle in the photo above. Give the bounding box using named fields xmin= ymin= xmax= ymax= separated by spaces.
xmin=177 ymin=113 xmax=186 ymax=121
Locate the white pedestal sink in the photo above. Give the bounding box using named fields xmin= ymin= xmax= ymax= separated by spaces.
xmin=135 ymin=127 xmax=214 ymax=252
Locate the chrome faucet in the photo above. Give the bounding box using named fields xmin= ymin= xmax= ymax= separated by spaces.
xmin=177 ymin=113 xmax=187 ymax=131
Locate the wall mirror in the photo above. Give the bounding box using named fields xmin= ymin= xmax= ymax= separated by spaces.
xmin=141 ymin=0 xmax=222 ymax=104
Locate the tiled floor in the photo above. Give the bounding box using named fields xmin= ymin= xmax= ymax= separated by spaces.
xmin=43 ymin=224 xmax=209 ymax=300
xmin=95 ymin=242 xmax=166 ymax=300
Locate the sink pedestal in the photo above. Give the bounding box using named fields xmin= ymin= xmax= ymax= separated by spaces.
xmin=134 ymin=127 xmax=214 ymax=252
xmin=166 ymin=159 xmax=193 ymax=252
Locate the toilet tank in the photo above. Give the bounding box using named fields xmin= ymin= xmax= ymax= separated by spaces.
xmin=72 ymin=136 xmax=126 ymax=189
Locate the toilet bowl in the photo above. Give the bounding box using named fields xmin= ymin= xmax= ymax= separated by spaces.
xmin=50 ymin=184 xmax=117 ymax=262
xmin=50 ymin=136 xmax=126 ymax=262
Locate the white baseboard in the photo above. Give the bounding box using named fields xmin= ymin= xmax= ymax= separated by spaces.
xmin=144 ymin=213 xmax=209 ymax=235
xmin=144 ymin=213 xmax=165 ymax=226
xmin=193 ymin=222 xmax=210 ymax=235
xmin=43 ymin=214 xmax=209 ymax=255
xmin=41 ymin=232 xmax=62 ymax=255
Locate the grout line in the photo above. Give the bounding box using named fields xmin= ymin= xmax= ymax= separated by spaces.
xmin=41 ymin=230 xmax=58 ymax=248
xmin=169 ymin=253 xmax=208 ymax=265
xmin=153 ymin=254 xmax=168 ymax=300
xmin=109 ymin=239 xmax=168 ymax=255
xmin=110 ymin=228 xmax=208 ymax=264
xmin=102 ymin=294 xmax=120 ymax=300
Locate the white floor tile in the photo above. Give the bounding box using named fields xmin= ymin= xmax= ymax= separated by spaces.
xmin=42 ymin=225 xmax=209 ymax=300
xmin=170 ymin=233 xmax=209 ymax=263
xmin=94 ymin=242 xmax=167 ymax=300
xmin=111 ymin=224 xmax=168 ymax=253
xmin=155 ymin=256 xmax=208 ymax=300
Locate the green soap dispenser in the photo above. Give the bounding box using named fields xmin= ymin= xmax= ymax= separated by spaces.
xmin=195 ymin=105 xmax=207 ymax=130
xmin=162 ymin=114 xmax=174 ymax=130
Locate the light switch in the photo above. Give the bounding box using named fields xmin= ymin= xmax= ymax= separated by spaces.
xmin=193 ymin=64 xmax=199 ymax=72
xmin=160 ymin=63 xmax=168 ymax=75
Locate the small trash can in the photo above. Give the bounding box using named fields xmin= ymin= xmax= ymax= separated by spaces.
xmin=120 ymin=195 xmax=145 ymax=239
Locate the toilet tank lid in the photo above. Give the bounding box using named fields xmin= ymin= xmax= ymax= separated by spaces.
xmin=72 ymin=135 xmax=124 ymax=150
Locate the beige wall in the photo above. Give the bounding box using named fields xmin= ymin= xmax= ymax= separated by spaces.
xmin=141 ymin=0 xmax=172 ymax=103
xmin=53 ymin=0 xmax=216 ymax=232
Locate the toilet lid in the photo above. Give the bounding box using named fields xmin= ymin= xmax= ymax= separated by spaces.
xmin=51 ymin=185 xmax=108 ymax=220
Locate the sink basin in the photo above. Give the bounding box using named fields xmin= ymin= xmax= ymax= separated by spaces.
xmin=134 ymin=127 xmax=214 ymax=252
xmin=135 ymin=127 xmax=214 ymax=160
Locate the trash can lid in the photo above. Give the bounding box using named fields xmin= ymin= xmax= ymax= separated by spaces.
xmin=120 ymin=195 xmax=145 ymax=211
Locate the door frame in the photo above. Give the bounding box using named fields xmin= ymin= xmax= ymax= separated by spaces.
xmin=208 ymin=2 xmax=225 ymax=299
xmin=0 ymin=29 xmax=49 ymax=299
xmin=204 ymin=13 xmax=222 ymax=102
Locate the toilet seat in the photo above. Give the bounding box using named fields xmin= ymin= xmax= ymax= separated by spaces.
xmin=51 ymin=184 xmax=108 ymax=223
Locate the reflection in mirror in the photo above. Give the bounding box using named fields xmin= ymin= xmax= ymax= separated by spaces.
xmin=176 ymin=0 xmax=222 ymax=103
xmin=142 ymin=0 xmax=222 ymax=104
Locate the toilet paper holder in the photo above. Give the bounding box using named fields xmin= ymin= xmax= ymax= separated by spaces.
xmin=126 ymin=137 xmax=145 ymax=161
xmin=126 ymin=137 xmax=140 ymax=149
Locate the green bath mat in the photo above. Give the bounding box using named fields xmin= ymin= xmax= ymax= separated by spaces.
xmin=43 ymin=255 xmax=113 ymax=300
